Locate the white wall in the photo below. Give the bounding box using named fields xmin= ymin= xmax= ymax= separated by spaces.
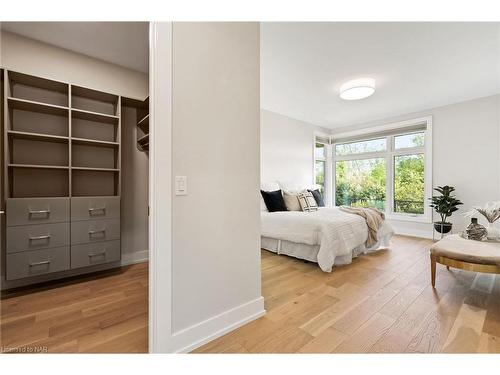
xmin=0 ymin=31 xmax=148 ymax=100
xmin=170 ymin=22 xmax=263 ymax=351
xmin=261 ymin=109 xmax=328 ymax=189
xmin=332 ymin=95 xmax=500 ymax=237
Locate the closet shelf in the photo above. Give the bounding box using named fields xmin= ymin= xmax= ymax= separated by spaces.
xmin=137 ymin=114 xmax=149 ymax=130
xmin=9 ymin=71 xmax=69 ymax=94
xmin=7 ymin=130 xmax=69 ymax=143
xmin=8 ymin=164 xmax=69 ymax=170
xmin=137 ymin=134 xmax=149 ymax=145
xmin=72 ymin=167 xmax=119 ymax=172
xmin=71 ymin=137 xmax=119 ymax=148
xmin=7 ymin=97 xmax=69 ymax=116
xmin=71 ymin=85 xmax=119 ymax=104
xmin=71 ymin=108 xmax=119 ymax=125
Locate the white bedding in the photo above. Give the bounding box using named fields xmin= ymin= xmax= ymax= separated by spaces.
xmin=261 ymin=207 xmax=394 ymax=272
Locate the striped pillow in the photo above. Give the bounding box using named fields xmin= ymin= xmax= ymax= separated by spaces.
xmin=298 ymin=192 xmax=319 ymax=212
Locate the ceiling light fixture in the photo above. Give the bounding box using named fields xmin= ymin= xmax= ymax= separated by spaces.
xmin=339 ymin=78 xmax=376 ymax=100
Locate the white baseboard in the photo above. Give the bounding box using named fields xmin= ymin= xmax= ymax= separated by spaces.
xmin=121 ymin=250 xmax=149 ymax=266
xmin=171 ymin=296 xmax=265 ymax=353
xmin=394 ymin=227 xmax=433 ymax=239
xmin=388 ymin=219 xmax=433 ymax=239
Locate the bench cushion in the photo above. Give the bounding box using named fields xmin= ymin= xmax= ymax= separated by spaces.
xmin=430 ymin=234 xmax=500 ymax=265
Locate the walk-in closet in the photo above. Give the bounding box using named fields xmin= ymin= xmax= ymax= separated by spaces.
xmin=0 ymin=22 xmax=150 ymax=352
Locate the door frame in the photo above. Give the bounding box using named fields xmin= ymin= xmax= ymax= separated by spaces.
xmin=148 ymin=21 xmax=173 ymax=353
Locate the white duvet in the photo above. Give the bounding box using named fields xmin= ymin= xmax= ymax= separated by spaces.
xmin=261 ymin=207 xmax=394 ymax=272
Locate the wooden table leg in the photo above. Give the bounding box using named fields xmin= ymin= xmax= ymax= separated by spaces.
xmin=430 ymin=253 xmax=436 ymax=288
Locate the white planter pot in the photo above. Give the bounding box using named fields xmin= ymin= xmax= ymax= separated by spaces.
xmin=486 ymin=222 xmax=500 ymax=240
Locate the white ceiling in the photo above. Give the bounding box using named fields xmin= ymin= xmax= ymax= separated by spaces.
xmin=261 ymin=22 xmax=500 ymax=129
xmin=1 ymin=22 xmax=149 ymax=73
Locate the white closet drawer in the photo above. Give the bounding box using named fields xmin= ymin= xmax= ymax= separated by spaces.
xmin=6 ymin=246 xmax=70 ymax=280
xmin=7 ymin=198 xmax=69 ymax=227
xmin=71 ymin=240 xmax=121 ymax=269
xmin=71 ymin=197 xmax=120 ymax=221
xmin=7 ymin=222 xmax=70 ymax=253
xmin=70 ymin=218 xmax=120 ymax=245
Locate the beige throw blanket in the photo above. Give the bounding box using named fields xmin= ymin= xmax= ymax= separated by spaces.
xmin=340 ymin=206 xmax=385 ymax=248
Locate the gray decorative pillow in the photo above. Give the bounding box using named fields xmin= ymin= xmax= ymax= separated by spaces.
xmin=298 ymin=192 xmax=319 ymax=212
xmin=283 ymin=191 xmax=301 ymax=211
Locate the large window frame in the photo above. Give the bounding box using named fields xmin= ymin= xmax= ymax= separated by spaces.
xmin=330 ymin=117 xmax=432 ymax=223
xmin=313 ymin=133 xmax=332 ymax=206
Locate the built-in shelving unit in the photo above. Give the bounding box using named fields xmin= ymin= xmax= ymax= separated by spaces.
xmin=4 ymin=71 xmax=121 ymax=198
xmin=3 ymin=70 xmax=124 ymax=282
xmin=136 ymin=97 xmax=149 ymax=152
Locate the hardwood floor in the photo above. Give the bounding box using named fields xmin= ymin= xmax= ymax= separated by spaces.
xmin=195 ymin=235 xmax=500 ymax=353
xmin=0 ymin=262 xmax=148 ymax=353
xmin=2 ymin=235 xmax=500 ymax=354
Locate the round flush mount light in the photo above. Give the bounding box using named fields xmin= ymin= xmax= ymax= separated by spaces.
xmin=339 ymin=78 xmax=376 ymax=100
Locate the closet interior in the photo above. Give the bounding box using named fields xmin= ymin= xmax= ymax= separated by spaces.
xmin=1 ymin=69 xmax=149 ymax=286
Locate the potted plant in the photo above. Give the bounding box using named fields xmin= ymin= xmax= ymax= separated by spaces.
xmin=429 ymin=185 xmax=463 ymax=234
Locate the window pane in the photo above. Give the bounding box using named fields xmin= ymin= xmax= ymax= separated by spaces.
xmin=335 ymin=158 xmax=386 ymax=210
xmin=394 ymin=132 xmax=425 ymax=149
xmin=394 ymin=154 xmax=425 ymax=214
xmin=335 ymin=138 xmax=386 ymax=156
xmin=315 ymin=160 xmax=325 ymax=193
xmin=315 ymin=143 xmax=326 ymax=158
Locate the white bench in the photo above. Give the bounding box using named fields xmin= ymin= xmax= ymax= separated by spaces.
xmin=429 ymin=234 xmax=500 ymax=287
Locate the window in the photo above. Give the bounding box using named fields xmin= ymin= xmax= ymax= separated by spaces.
xmin=394 ymin=154 xmax=424 ymax=214
xmin=314 ymin=142 xmax=326 ymax=193
xmin=394 ymin=132 xmax=425 ymax=149
xmin=335 ymin=138 xmax=386 ymax=156
xmin=335 ymin=158 xmax=386 ymax=210
xmin=315 ymin=142 xmax=326 ymax=158
xmin=392 ymin=131 xmax=426 ymax=215
xmin=332 ymin=120 xmax=431 ymax=222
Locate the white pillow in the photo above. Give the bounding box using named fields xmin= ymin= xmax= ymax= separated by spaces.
xmin=260 ymin=181 xmax=280 ymax=211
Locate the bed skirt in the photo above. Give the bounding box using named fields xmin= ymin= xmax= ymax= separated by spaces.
xmin=261 ymin=222 xmax=393 ymax=267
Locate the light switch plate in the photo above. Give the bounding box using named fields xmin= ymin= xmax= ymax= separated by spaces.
xmin=175 ymin=176 xmax=188 ymax=195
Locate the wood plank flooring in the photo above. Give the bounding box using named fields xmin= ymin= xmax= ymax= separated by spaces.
xmin=0 ymin=263 xmax=148 ymax=353
xmin=195 ymin=235 xmax=500 ymax=353
xmin=2 ymin=235 xmax=499 ymax=354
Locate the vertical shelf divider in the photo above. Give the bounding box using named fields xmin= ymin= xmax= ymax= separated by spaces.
xmin=117 ymin=96 xmax=122 ymax=197
xmin=68 ymin=85 xmax=72 ymax=199
xmin=4 ymin=70 xmax=10 ymax=200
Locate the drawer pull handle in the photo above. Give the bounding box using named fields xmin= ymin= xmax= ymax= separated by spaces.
xmin=88 ymin=251 xmax=106 ymax=258
xmin=89 ymin=229 xmax=106 ymax=236
xmin=29 ymin=234 xmax=51 ymax=241
xmin=29 ymin=260 xmax=51 ymax=267
xmin=29 ymin=209 xmax=50 ymax=217
xmin=89 ymin=207 xmax=106 ymax=215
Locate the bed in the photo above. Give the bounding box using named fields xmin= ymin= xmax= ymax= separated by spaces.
xmin=261 ymin=207 xmax=394 ymax=272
